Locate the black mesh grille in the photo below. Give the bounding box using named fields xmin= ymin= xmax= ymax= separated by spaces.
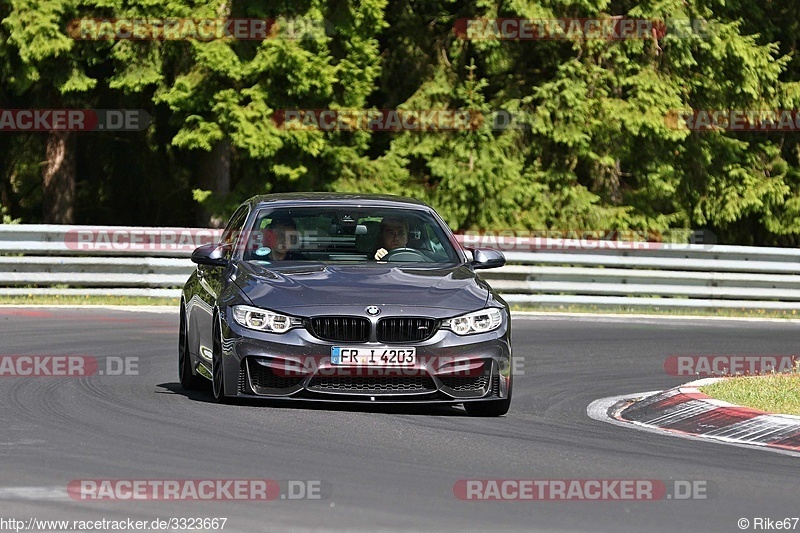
xmin=247 ymin=359 xmax=304 ymax=392
xmin=238 ymin=360 xmax=247 ymax=393
xmin=440 ymin=375 xmax=490 ymax=392
xmin=307 ymin=376 xmax=435 ymax=394
xmin=376 ymin=317 xmax=436 ymax=343
xmin=310 ymin=316 xmax=370 ymax=342
xmin=492 ymin=375 xmax=500 ymax=397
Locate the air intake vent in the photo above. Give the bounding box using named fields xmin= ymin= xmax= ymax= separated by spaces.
xmin=307 ymin=376 xmax=435 ymax=394
xmin=440 ymin=375 xmax=490 ymax=392
xmin=247 ymin=359 xmax=304 ymax=393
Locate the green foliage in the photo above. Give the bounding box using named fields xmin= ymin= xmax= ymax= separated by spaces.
xmin=0 ymin=204 xmax=19 ymax=224
xmin=2 ymin=0 xmax=800 ymax=244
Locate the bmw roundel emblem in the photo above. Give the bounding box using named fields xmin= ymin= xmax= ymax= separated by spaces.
xmin=366 ymin=306 xmax=381 ymax=316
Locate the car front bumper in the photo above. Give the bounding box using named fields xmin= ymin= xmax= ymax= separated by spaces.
xmin=203 ymin=306 xmax=512 ymax=403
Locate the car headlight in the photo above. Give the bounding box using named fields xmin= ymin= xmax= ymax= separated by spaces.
xmin=231 ymin=305 xmax=302 ymax=333
xmin=442 ymin=308 xmax=503 ymax=335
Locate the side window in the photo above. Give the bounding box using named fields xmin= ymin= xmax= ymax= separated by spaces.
xmin=219 ymin=206 xmax=249 ymax=257
xmin=424 ymin=223 xmax=450 ymax=260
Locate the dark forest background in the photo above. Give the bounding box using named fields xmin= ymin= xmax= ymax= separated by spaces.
xmin=2 ymin=0 xmax=800 ymax=245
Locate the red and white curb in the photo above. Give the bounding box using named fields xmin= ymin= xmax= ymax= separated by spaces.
xmin=587 ymin=378 xmax=800 ymax=456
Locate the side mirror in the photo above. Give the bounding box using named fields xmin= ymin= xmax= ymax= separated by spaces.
xmin=191 ymin=243 xmax=230 ymax=267
xmin=469 ymin=248 xmax=506 ymax=269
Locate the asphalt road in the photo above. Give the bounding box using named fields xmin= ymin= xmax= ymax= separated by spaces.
xmin=0 ymin=307 xmax=798 ymax=533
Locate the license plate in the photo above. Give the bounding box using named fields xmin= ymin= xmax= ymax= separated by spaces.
xmin=331 ymin=347 xmax=416 ymax=366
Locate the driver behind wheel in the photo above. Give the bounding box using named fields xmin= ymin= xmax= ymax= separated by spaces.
xmin=374 ymin=216 xmax=409 ymax=260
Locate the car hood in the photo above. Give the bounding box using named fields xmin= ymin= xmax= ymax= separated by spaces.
xmin=234 ymin=262 xmax=490 ymax=312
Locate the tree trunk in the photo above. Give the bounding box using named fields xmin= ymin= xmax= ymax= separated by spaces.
xmin=42 ymin=130 xmax=76 ymax=224
xmin=195 ymin=139 xmax=231 ymax=227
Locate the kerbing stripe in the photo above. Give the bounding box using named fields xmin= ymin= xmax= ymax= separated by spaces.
xmin=616 ymin=385 xmax=800 ymax=452
xmin=770 ymin=434 xmax=800 ymax=449
xmin=617 ymin=389 xmax=693 ymax=420
xmin=703 ymin=416 xmax=800 ymax=442
xmin=659 ymin=407 xmax=759 ymax=433
xmin=641 ymin=400 xmax=717 ymax=427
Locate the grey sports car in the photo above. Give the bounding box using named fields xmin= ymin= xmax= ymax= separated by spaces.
xmin=179 ymin=193 xmax=513 ymax=416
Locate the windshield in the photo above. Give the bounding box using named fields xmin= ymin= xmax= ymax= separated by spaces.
xmin=238 ymin=206 xmax=461 ymax=264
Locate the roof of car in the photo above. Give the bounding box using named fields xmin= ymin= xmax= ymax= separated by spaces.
xmin=246 ymin=192 xmax=430 ymax=209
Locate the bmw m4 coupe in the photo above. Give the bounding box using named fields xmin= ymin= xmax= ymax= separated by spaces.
xmin=179 ymin=193 xmax=512 ymax=416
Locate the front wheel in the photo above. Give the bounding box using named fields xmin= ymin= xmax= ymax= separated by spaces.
xmin=464 ymin=397 xmax=511 ymax=417
xmin=179 ymin=305 xmax=205 ymax=390
xmin=464 ymin=376 xmax=512 ymax=417
xmin=211 ymin=315 xmax=231 ymax=404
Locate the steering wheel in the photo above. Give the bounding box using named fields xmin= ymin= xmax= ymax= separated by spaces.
xmin=382 ymin=247 xmax=432 ymax=263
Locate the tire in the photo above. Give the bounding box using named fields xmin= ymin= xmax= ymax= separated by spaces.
xmin=464 ymin=397 xmax=511 ymax=417
xmin=179 ymin=304 xmax=205 ymax=390
xmin=211 ymin=313 xmax=231 ymax=404
xmin=464 ymin=376 xmax=512 ymax=417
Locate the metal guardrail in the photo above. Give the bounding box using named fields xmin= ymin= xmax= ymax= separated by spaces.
xmin=0 ymin=225 xmax=798 ymax=309
xmin=0 ymin=225 xmax=220 ymax=256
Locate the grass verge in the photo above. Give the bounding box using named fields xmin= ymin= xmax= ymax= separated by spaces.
xmin=700 ymin=374 xmax=800 ymax=416
xmin=510 ymin=304 xmax=800 ymax=319
xmin=0 ymin=295 xmax=178 ymax=306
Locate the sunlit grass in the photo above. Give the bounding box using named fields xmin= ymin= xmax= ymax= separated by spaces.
xmin=0 ymin=295 xmax=178 ymax=306
xmin=700 ymin=374 xmax=800 ymax=415
xmin=511 ymin=304 xmax=800 ymax=319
